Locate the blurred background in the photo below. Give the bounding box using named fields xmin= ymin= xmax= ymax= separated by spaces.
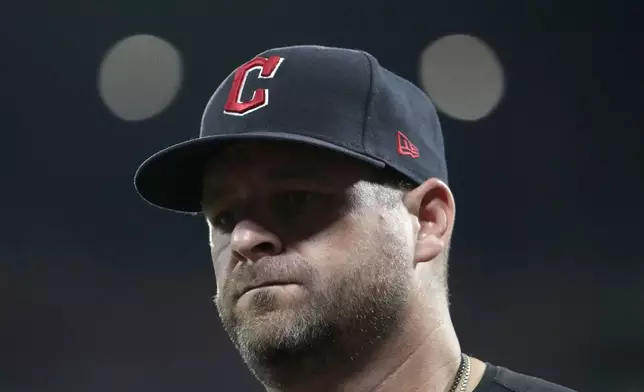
xmin=2 ymin=1 xmax=643 ymax=391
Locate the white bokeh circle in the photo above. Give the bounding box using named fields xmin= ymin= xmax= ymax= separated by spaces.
xmin=419 ymin=34 xmax=505 ymax=121
xmin=98 ymin=34 xmax=183 ymax=121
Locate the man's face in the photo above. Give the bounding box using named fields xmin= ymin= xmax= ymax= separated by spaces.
xmin=202 ymin=141 xmax=417 ymax=382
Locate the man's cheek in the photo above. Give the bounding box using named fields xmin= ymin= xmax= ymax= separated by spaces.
xmin=214 ymin=274 xmax=227 ymax=297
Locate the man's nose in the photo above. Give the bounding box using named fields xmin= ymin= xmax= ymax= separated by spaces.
xmin=230 ymin=219 xmax=283 ymax=262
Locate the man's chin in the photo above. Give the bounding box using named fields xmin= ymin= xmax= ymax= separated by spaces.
xmin=238 ymin=307 xmax=305 ymax=335
xmin=233 ymin=308 xmax=319 ymax=351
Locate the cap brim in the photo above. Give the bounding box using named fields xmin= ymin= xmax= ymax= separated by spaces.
xmin=133 ymin=131 xmax=386 ymax=214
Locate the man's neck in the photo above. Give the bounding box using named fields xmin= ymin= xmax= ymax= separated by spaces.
xmin=265 ymin=299 xmax=463 ymax=392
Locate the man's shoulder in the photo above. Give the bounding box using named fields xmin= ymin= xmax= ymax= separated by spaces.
xmin=473 ymin=362 xmax=579 ymax=392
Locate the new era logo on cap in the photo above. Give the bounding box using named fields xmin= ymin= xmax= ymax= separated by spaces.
xmin=396 ymin=131 xmax=419 ymax=159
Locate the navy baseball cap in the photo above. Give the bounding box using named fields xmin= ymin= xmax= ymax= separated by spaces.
xmin=134 ymin=45 xmax=447 ymax=214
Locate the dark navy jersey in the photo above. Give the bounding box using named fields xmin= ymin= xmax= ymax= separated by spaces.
xmin=473 ymin=363 xmax=578 ymax=392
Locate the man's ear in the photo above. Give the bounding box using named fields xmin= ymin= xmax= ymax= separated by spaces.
xmin=402 ymin=178 xmax=455 ymax=265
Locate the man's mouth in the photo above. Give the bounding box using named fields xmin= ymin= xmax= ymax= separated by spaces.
xmin=240 ymin=281 xmax=299 ymax=296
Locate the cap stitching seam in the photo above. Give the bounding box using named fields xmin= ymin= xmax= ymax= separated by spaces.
xmin=359 ymin=51 xmax=375 ymax=155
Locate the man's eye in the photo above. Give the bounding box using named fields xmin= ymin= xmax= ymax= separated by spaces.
xmin=212 ymin=210 xmax=236 ymax=230
xmin=277 ymin=191 xmax=317 ymax=213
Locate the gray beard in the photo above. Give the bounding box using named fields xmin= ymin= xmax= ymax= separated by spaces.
xmin=215 ymin=258 xmax=411 ymax=390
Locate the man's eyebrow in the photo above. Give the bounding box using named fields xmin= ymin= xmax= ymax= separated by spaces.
xmin=268 ymin=166 xmax=331 ymax=182
xmin=202 ymin=166 xmax=334 ymax=203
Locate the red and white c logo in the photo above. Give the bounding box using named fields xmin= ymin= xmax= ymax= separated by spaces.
xmin=223 ymin=55 xmax=284 ymax=116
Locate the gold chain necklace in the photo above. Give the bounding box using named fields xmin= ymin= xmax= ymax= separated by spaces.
xmin=448 ymin=354 xmax=471 ymax=392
